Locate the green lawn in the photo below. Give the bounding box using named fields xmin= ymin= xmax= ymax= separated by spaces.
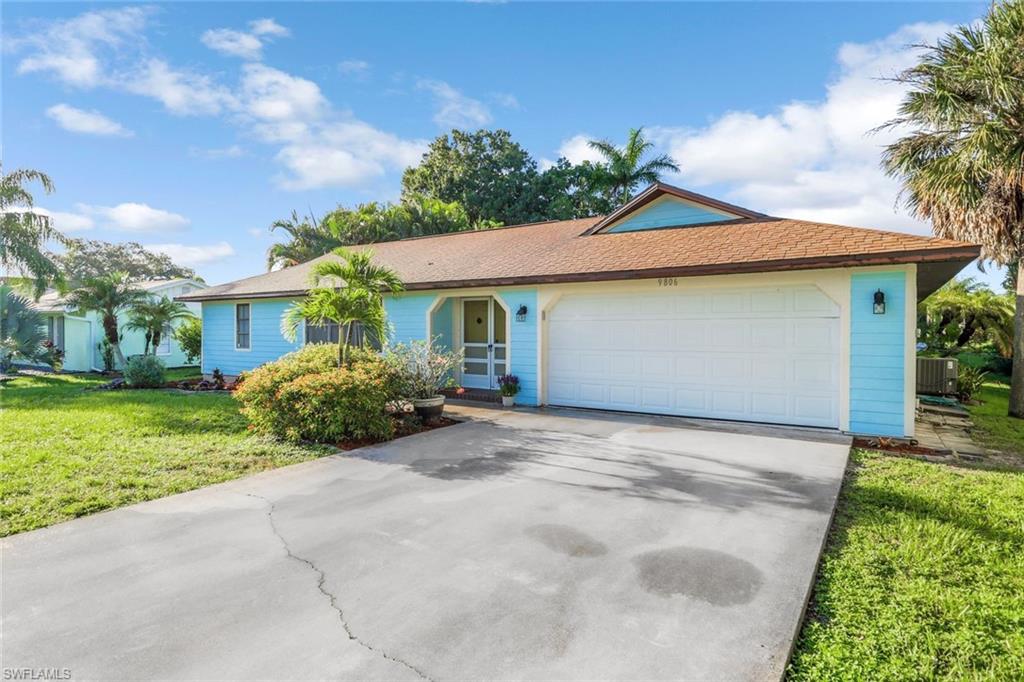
xmin=0 ymin=372 xmax=331 ymax=536
xmin=788 ymin=450 xmax=1024 ymax=680
xmin=968 ymin=382 xmax=1024 ymax=459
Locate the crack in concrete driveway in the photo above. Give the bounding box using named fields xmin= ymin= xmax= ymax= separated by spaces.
xmin=246 ymin=493 xmax=435 ymax=682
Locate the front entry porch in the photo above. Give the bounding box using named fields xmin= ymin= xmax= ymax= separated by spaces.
xmin=429 ymin=295 xmax=510 ymax=391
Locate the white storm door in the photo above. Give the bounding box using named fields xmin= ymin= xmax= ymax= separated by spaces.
xmin=461 ymin=298 xmax=508 ymax=389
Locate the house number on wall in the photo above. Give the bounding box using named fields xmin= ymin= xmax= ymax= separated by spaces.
xmin=657 ymin=278 xmax=679 ymax=287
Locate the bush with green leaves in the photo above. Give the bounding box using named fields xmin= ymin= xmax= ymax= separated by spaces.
xmin=123 ymin=354 xmax=167 ymax=388
xmin=233 ymin=343 xmax=397 ymax=442
xmin=1 ymin=289 xmax=46 ymax=373
xmin=956 ymin=365 xmax=989 ymax=403
xmin=172 ymin=316 xmax=202 ymax=364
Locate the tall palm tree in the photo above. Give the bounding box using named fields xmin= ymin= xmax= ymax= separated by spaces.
xmin=65 ymin=273 xmax=147 ymax=367
xmin=882 ymin=1 xmax=1024 ymax=417
xmin=125 ymin=296 xmax=196 ymax=355
xmin=588 ymin=127 xmax=680 ymax=204
xmin=0 ymin=288 xmax=46 ymax=373
xmin=266 ymin=210 xmax=344 ymax=270
xmin=281 ymin=249 xmax=404 ymax=366
xmin=0 ymin=166 xmax=66 ymax=298
xmin=920 ymin=278 xmax=1015 ymax=356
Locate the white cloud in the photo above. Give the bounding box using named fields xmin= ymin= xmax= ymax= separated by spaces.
xmin=11 ymin=6 xmax=151 ymax=88
xmin=649 ymin=22 xmax=955 ymax=234
xmin=77 ymin=202 xmax=190 ymax=233
xmin=338 ymin=59 xmax=370 ymax=77
xmin=201 ymin=18 xmax=289 ymax=60
xmin=249 ymin=18 xmax=289 ymax=38
xmin=45 ymin=103 xmax=133 ymax=137
xmin=555 ymin=133 xmax=605 ymax=165
xmin=188 ymin=144 xmax=246 ymax=159
xmin=201 ymin=29 xmax=263 ymax=60
xmin=491 ymin=92 xmax=520 ymax=109
xmin=8 ymin=206 xmax=95 ymax=232
xmin=11 ymin=9 xmax=428 ymax=192
xmin=144 ymin=241 xmax=236 ymax=266
xmin=417 ymin=79 xmax=492 ymax=128
xmin=125 ymin=59 xmax=237 ymax=116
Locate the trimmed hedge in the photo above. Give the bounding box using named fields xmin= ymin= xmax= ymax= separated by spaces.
xmin=123 ymin=355 xmax=167 ymax=388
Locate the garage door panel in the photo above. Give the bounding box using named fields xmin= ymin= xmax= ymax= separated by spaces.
xmin=546 ymin=286 xmax=840 ymax=428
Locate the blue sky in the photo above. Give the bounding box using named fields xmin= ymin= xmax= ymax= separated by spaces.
xmin=3 ymin=1 xmax=1000 ymax=288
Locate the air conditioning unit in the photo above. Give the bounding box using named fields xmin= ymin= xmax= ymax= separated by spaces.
xmin=917 ymin=357 xmax=958 ymax=396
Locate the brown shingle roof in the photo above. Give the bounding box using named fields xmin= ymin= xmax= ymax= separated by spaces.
xmin=180 ymin=215 xmax=978 ymax=302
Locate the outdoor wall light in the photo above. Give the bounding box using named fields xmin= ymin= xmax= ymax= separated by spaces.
xmin=873 ymin=289 xmax=886 ymax=315
xmin=516 ymin=305 xmax=528 ymax=322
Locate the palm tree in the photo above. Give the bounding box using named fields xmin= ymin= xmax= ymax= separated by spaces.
xmin=65 ymin=273 xmax=147 ymax=367
xmin=0 ymin=288 xmax=46 ymax=373
xmin=588 ymin=127 xmax=680 ymax=204
xmin=882 ymin=1 xmax=1024 ymax=417
xmin=266 ymin=210 xmax=344 ymax=270
xmin=125 ymin=296 xmax=196 ymax=355
xmin=1 ymin=166 xmax=66 ymax=298
xmin=282 ymin=249 xmax=404 ymax=366
xmin=920 ymin=279 xmax=1015 ymax=356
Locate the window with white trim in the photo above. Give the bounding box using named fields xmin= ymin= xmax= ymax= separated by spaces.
xmin=235 ymin=304 xmax=251 ymax=349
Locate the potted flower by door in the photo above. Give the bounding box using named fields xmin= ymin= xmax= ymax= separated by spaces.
xmin=497 ymin=374 xmax=520 ymax=407
xmin=387 ymin=340 xmax=463 ymax=420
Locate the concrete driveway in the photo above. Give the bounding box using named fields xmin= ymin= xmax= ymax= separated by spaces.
xmin=2 ymin=407 xmax=850 ymax=681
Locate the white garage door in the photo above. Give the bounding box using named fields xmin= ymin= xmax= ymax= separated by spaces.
xmin=546 ymin=285 xmax=840 ymax=428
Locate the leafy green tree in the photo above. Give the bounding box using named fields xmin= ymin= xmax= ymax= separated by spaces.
xmin=173 ymin=316 xmax=202 ymax=364
xmin=402 ymin=129 xmax=543 ymax=225
xmin=882 ymin=1 xmax=1024 ymax=417
xmin=266 ymin=197 xmax=499 ymax=270
xmin=57 ymin=239 xmax=198 ymax=286
xmin=0 ymin=288 xmax=46 ymax=373
xmin=266 ymin=210 xmax=345 ymax=270
xmin=125 ymin=296 xmax=195 ymax=355
xmin=65 ymin=273 xmax=147 ymax=367
xmin=919 ymin=279 xmax=1015 ymax=357
xmin=0 ymin=167 xmax=65 ymax=298
xmin=587 ymin=127 xmax=680 ymax=204
xmin=536 ymin=159 xmax=616 ymax=219
xmin=282 ymin=249 xmax=404 ymax=366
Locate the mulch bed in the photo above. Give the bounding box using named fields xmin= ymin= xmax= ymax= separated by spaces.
xmin=334 ymin=416 xmax=459 ymax=451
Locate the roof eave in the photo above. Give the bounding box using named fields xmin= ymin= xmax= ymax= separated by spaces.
xmin=176 ymin=246 xmax=979 ymax=301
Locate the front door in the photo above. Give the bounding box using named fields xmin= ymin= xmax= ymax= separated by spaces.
xmin=461 ymin=298 xmax=507 ymax=389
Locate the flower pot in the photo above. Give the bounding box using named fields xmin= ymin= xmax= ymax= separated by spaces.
xmin=411 ymin=395 xmax=445 ymax=419
xmin=501 ymin=395 xmax=515 ymax=407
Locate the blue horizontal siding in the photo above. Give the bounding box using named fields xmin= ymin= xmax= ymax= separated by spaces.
xmin=498 ymin=288 xmax=538 ymax=406
xmin=201 ymin=299 xmax=301 ymax=375
xmin=608 ymin=196 xmax=733 ymax=232
xmin=849 ymin=271 xmax=907 ymax=436
xmin=384 ymin=293 xmax=435 ymax=345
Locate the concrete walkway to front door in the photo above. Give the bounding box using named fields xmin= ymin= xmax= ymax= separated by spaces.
xmin=3 ymin=407 xmax=850 ymax=681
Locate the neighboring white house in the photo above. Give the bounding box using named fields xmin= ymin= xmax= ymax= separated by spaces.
xmin=34 ymin=278 xmax=207 ymax=372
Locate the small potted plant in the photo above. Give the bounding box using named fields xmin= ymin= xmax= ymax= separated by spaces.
xmin=497 ymin=374 xmax=520 ymax=407
xmin=386 ymin=341 xmax=463 ymax=419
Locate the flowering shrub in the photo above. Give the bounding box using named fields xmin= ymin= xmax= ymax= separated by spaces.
xmin=497 ymin=374 xmax=520 ymax=397
xmin=233 ymin=342 xmax=399 ymax=442
xmin=384 ymin=340 xmax=463 ymax=400
xmin=40 ymin=340 xmax=64 ymax=372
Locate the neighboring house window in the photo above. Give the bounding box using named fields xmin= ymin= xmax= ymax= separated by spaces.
xmin=156 ymin=324 xmax=171 ymax=355
xmin=47 ymin=316 xmax=65 ymax=351
xmin=235 ymin=304 xmax=251 ymax=350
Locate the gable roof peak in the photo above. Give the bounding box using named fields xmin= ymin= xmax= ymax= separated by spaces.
xmin=585 ymin=181 xmax=769 ymax=235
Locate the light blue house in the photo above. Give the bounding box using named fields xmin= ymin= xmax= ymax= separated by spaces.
xmin=35 ymin=279 xmax=206 ymax=371
xmin=180 ymin=183 xmax=979 ymax=438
